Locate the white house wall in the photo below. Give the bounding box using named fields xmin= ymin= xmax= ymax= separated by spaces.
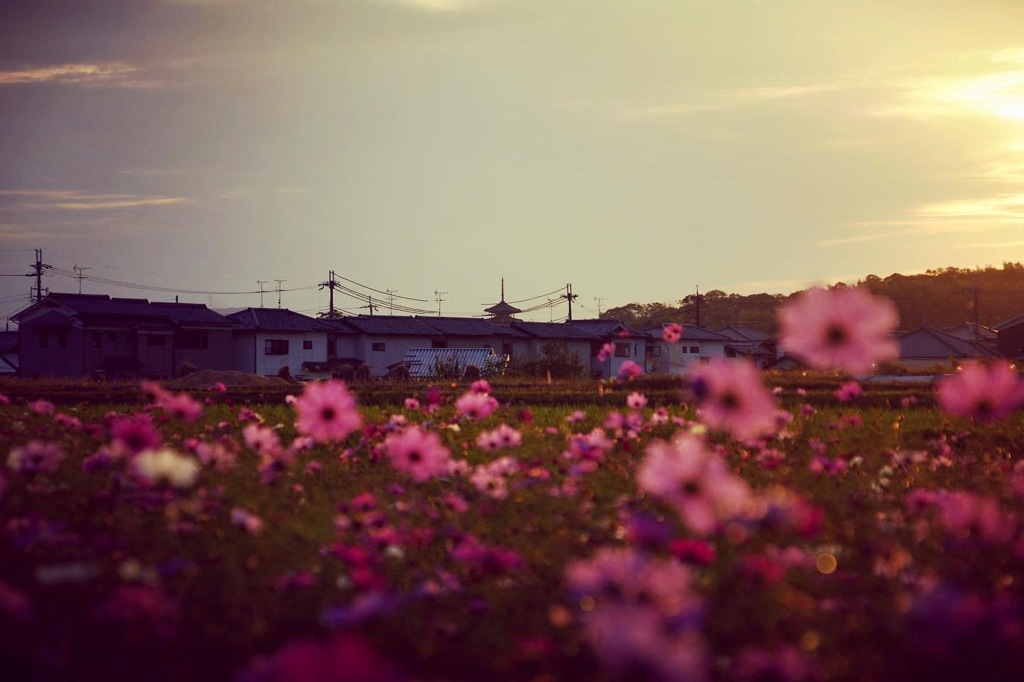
xmin=357 ymin=335 xmax=433 ymax=376
xmin=249 ymin=332 xmax=327 ymax=377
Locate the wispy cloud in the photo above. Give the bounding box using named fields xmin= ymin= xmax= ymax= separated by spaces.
xmin=877 ymin=50 xmax=1024 ymax=123
xmin=0 ymin=62 xmax=156 ymax=88
xmin=620 ymin=84 xmax=846 ymax=118
xmin=0 ymin=190 xmax=186 ymax=211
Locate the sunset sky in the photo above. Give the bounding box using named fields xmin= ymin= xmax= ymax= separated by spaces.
xmin=2 ymin=0 xmax=1024 ymax=324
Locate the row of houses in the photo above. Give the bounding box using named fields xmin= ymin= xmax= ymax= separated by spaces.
xmin=6 ymin=292 xmax=1024 ymax=380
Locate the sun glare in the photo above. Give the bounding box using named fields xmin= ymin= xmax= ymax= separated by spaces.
xmin=942 ymin=71 xmax=1024 ymax=123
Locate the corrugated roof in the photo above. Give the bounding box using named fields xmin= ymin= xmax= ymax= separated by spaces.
xmin=340 ymin=316 xmax=440 ymax=336
xmin=226 ymin=308 xmax=331 ymax=332
xmin=401 ymin=347 xmax=505 ymax=378
xmin=511 ymin=321 xmax=599 ymax=340
xmin=897 ymin=327 xmax=998 ymax=360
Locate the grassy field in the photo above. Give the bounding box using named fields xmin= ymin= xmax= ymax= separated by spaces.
xmin=1 ymin=374 xmax=1022 ymax=681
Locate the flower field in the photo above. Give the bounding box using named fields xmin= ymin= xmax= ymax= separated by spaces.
xmin=2 ymin=289 xmax=1024 ymax=681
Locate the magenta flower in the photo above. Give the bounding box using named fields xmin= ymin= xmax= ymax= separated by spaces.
xmin=230 ymin=507 xmax=265 ymax=535
xmin=687 ymin=359 xmax=779 ymax=441
xmin=638 ymin=434 xmax=752 ymax=535
xmin=617 ymin=360 xmax=643 ymax=381
xmin=626 ymin=391 xmax=648 ymax=410
xmin=834 ymin=380 xmax=863 ymax=402
xmin=7 ymin=440 xmax=66 ymax=474
xmin=384 ymin=425 xmax=451 ymax=482
xmin=455 ymin=390 xmax=499 ymax=420
xmin=778 ymin=286 xmax=899 ymax=373
xmin=662 ymin=323 xmax=683 ymax=343
xmin=27 ymin=399 xmax=54 ymax=415
xmin=936 ymin=361 xmax=1024 ymax=421
xmin=238 ymin=632 xmax=406 ymax=682
xmin=293 ymin=379 xmax=362 ymax=444
xmin=110 ymin=414 xmax=163 ymax=455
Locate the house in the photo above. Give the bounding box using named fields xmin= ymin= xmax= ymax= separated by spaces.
xmin=993 ymin=312 xmax=1024 ymax=360
xmin=418 ymin=316 xmax=531 ymax=357
xmin=569 ymin=319 xmax=651 ymax=379
xmin=337 ymin=316 xmax=442 ymax=377
xmin=715 ymin=325 xmax=777 ymax=369
xmin=941 ymin=322 xmax=998 ymax=347
xmin=0 ymin=331 xmax=18 ymax=375
xmin=644 ymin=323 xmax=730 ymax=375
xmin=226 ymin=308 xmax=335 ymax=379
xmin=509 ymin=321 xmax=598 ymax=377
xmin=13 ymin=293 xmax=236 ymax=379
xmin=895 ymin=327 xmax=999 ymax=370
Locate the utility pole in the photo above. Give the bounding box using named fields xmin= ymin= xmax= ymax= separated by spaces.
xmin=256 ymin=280 xmax=268 ymax=308
xmin=434 ymin=290 xmax=448 ymax=316
xmin=362 ymin=296 xmax=376 ymax=316
xmin=319 ymin=270 xmax=340 ymax=318
xmin=693 ymin=286 xmax=703 ymax=327
xmin=32 ymin=249 xmax=45 ymax=303
xmin=594 ymin=296 xmax=607 ymax=317
xmin=73 ymin=265 xmax=92 ymax=294
xmin=963 ymin=286 xmax=980 ymax=340
xmin=561 ymin=283 xmax=578 ymax=321
xmin=274 ymin=279 xmax=286 ymax=308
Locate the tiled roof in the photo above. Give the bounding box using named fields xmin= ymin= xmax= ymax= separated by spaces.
xmin=570 ymin=319 xmax=652 ymax=339
xmin=151 ymin=302 xmax=236 ymax=325
xmin=14 ymin=293 xmax=233 ymax=327
xmin=511 ymin=321 xmax=599 ymax=340
xmin=419 ymin=316 xmax=522 ymax=337
xmin=0 ymin=331 xmax=17 ymax=354
xmin=897 ymin=327 xmax=998 ymax=360
xmin=227 ymin=308 xmax=331 ymax=332
xmin=715 ymin=325 xmax=772 ymax=341
xmin=993 ymin=311 xmax=1024 ymax=331
xmin=340 ymin=316 xmax=440 ymax=336
xmin=645 ymin=323 xmax=731 ymax=341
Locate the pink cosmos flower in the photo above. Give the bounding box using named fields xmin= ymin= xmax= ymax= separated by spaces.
xmin=27 ymin=399 xmax=54 ymax=415
xmin=384 ymin=425 xmax=451 ymax=482
xmin=230 ymin=507 xmax=265 ymax=535
xmin=110 ymin=414 xmax=163 ymax=455
xmin=238 ymin=632 xmax=406 ymax=682
xmin=936 ymin=361 xmax=1024 ymax=421
xmin=662 ymin=323 xmax=684 ymax=343
xmin=617 ymin=360 xmax=643 ymax=381
xmin=470 ymin=379 xmax=492 ymax=394
xmin=475 ymin=423 xmax=522 ymax=451
xmin=596 ymin=342 xmax=615 ymax=362
xmin=403 ymin=397 xmax=421 ymax=411
xmin=293 ymin=379 xmax=362 ymax=443
xmin=778 ymin=286 xmax=899 ymax=373
xmin=687 ymin=359 xmax=778 ymax=441
xmin=455 ymin=390 xmax=499 ymax=420
xmin=626 ymin=391 xmax=648 ymax=410
xmin=835 ymin=380 xmax=863 ymax=402
xmin=243 ymin=423 xmax=284 ymax=457
xmin=0 ymin=392 xmax=10 ymax=406
xmin=7 ymin=440 xmax=66 ymax=474
xmin=638 ymin=433 xmax=752 ymax=535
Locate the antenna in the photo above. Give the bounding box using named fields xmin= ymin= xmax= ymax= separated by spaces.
xmin=74 ymin=265 xmax=92 ymax=294
xmin=274 ymin=279 xmax=286 ymax=308
xmin=256 ymin=280 xmax=268 ymax=307
xmin=593 ymin=296 xmax=607 ymax=317
xmin=386 ymin=289 xmax=397 ymax=316
xmin=434 ymin=290 xmax=448 ymax=316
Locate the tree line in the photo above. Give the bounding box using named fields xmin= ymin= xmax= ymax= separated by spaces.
xmin=601 ymin=262 xmax=1024 ymax=334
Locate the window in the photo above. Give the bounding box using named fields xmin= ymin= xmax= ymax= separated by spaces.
xmin=327 ymin=339 xmax=336 ymax=356
xmin=614 ymin=343 xmax=630 ymax=358
xmin=648 ymin=346 xmax=662 ymax=357
xmin=265 ymin=339 xmax=289 ymax=355
xmin=502 ymin=342 xmax=513 ymax=356
xmin=147 ymin=335 xmax=167 ymax=347
xmin=39 ymin=331 xmax=49 ymax=348
xmin=431 ymin=339 xmax=447 ymax=349
xmin=372 ymin=342 xmax=386 ymax=352
xmin=303 ymin=340 xmax=313 ymax=350
xmin=689 ymin=346 xmax=700 ymax=354
xmin=177 ymin=333 xmax=209 ymax=349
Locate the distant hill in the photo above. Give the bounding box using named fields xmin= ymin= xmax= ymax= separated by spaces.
xmin=602 ymin=262 xmax=1024 ymax=334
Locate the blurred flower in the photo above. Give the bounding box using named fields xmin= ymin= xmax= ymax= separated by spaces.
xmin=937 ymin=361 xmax=1024 ymax=421
xmin=132 ymin=447 xmax=199 ymax=488
xmin=8 ymin=440 xmax=66 ymax=474
xmin=687 ymin=359 xmax=778 ymax=442
xmin=662 ymin=323 xmax=684 ymax=343
xmin=455 ymin=391 xmax=499 ymax=420
xmin=626 ymin=392 xmax=648 ymax=410
xmin=618 ymin=360 xmax=643 ymax=381
xmin=778 ymin=286 xmax=898 ymax=374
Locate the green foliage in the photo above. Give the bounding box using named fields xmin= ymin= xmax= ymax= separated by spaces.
xmin=506 ymin=341 xmax=585 ymax=379
xmin=431 ymin=353 xmax=465 ymax=381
